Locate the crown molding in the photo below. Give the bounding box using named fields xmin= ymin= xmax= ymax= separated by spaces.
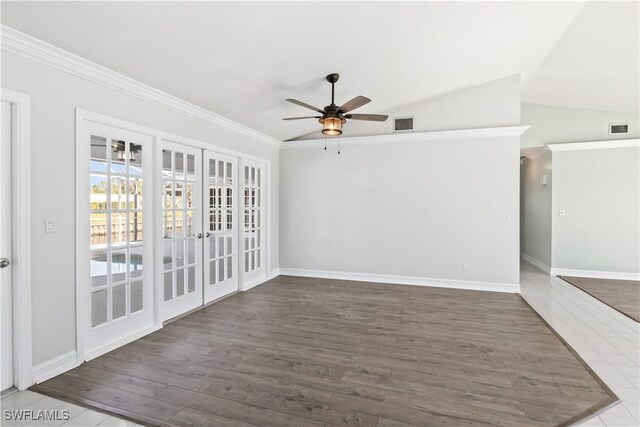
xmin=280 ymin=125 xmax=529 ymax=149
xmin=0 ymin=25 xmax=281 ymax=148
xmin=547 ymin=139 xmax=639 ymax=152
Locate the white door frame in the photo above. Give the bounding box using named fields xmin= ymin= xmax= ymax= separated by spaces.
xmin=1 ymin=88 xmax=32 ymax=390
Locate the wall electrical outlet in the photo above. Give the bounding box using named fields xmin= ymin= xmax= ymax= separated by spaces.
xmin=463 ymin=263 xmax=470 ymax=272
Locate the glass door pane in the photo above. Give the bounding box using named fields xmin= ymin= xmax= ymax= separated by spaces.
xmin=88 ymin=136 xmax=145 ymax=327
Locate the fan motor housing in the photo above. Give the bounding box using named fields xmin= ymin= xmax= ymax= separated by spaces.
xmin=326 ymin=73 xmax=340 ymax=83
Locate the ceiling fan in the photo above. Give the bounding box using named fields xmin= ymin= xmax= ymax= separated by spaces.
xmin=283 ymin=73 xmax=388 ymax=136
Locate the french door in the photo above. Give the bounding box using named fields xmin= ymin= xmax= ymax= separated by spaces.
xmin=159 ymin=144 xmax=240 ymax=320
xmin=203 ymin=152 xmax=239 ymax=303
xmin=82 ymin=121 xmax=154 ymax=358
xmin=242 ymin=160 xmax=266 ymax=285
xmin=159 ymin=142 xmax=203 ymax=321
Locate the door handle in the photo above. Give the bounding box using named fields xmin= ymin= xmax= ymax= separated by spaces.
xmin=205 ymin=232 xmax=211 ymax=238
xmin=196 ymin=233 xmax=203 ymax=239
xmin=0 ymin=258 xmax=10 ymax=269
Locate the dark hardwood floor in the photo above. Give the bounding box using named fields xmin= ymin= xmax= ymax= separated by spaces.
xmin=559 ymin=275 xmax=640 ymax=322
xmin=33 ymin=276 xmax=616 ymax=427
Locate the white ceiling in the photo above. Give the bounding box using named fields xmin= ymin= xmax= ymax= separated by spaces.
xmin=3 ymin=1 xmax=634 ymax=141
xmin=523 ymin=1 xmax=639 ymax=113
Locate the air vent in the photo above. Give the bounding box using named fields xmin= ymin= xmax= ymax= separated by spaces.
xmin=609 ymin=123 xmax=629 ymax=135
xmin=394 ymin=117 xmax=414 ymax=132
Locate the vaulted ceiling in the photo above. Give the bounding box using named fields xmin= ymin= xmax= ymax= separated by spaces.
xmin=2 ymin=1 xmax=637 ymax=141
xmin=523 ymin=1 xmax=639 ymax=114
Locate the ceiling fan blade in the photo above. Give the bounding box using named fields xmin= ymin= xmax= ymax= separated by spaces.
xmin=282 ymin=116 xmax=322 ymax=120
xmin=345 ymin=113 xmax=388 ymax=122
xmin=286 ymin=99 xmax=325 ymax=114
xmin=339 ymin=96 xmax=371 ymax=113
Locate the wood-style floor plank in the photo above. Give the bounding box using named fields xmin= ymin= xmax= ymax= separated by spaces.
xmin=32 ymin=276 xmax=616 ymax=426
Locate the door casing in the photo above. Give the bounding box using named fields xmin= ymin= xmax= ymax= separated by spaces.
xmin=0 ymin=89 xmax=32 ymax=390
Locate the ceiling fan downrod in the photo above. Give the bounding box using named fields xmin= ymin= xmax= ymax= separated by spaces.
xmin=326 ymin=73 xmax=339 ymax=106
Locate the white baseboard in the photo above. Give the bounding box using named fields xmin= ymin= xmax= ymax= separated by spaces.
xmin=32 ymin=351 xmax=79 ymax=384
xmin=84 ymin=324 xmax=162 ymax=362
xmin=520 ymin=252 xmax=551 ymax=274
xmin=279 ymin=268 xmax=519 ymax=293
xmin=244 ymin=268 xmax=280 ymax=291
xmin=551 ymin=268 xmax=640 ymax=281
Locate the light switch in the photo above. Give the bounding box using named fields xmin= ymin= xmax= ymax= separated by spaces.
xmin=45 ymin=218 xmax=56 ymax=233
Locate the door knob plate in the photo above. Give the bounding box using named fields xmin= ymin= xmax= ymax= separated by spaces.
xmin=0 ymin=258 xmax=10 ymax=269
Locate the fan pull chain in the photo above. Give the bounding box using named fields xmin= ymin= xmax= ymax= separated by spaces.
xmin=324 ymin=134 xmax=327 ymax=151
xmin=338 ymin=135 xmax=341 ymax=155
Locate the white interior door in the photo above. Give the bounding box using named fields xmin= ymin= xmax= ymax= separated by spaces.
xmin=159 ymin=142 xmax=203 ymax=321
xmin=203 ymin=151 xmax=239 ymax=303
xmin=1 ymin=101 xmax=13 ymax=391
xmin=242 ymin=160 xmax=266 ymax=285
xmin=82 ymin=122 xmax=155 ymax=358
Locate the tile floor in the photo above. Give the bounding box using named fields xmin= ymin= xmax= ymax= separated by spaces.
xmin=2 ymin=260 xmax=638 ymax=427
xmin=0 ymin=390 xmax=140 ymax=427
xmin=520 ymin=260 xmax=640 ymax=427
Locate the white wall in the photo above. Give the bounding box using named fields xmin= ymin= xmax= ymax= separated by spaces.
xmin=521 ymin=103 xmax=640 ymax=154
xmin=280 ymin=133 xmax=521 ymax=289
xmin=520 ymin=102 xmax=640 ymax=275
xmin=552 ymin=146 xmax=639 ymax=275
xmin=1 ymin=51 xmax=280 ymax=367
xmin=520 ymin=150 xmax=552 ymax=270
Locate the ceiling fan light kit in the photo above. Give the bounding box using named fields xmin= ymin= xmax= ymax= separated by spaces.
xmin=283 ymin=73 xmax=388 ymax=138
xmin=320 ymin=117 xmax=345 ymax=136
